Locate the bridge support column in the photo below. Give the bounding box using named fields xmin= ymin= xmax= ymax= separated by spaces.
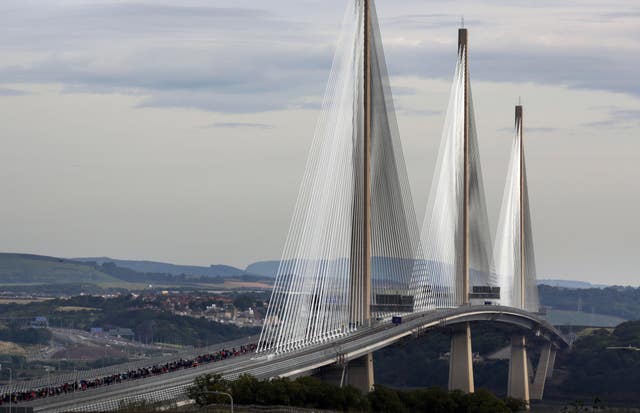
xmin=508 ymin=335 xmax=530 ymax=405
xmin=546 ymin=347 xmax=557 ymax=379
xmin=346 ymin=352 xmax=374 ymax=393
xmin=531 ymin=343 xmax=556 ymax=400
xmin=448 ymin=322 xmax=474 ymax=393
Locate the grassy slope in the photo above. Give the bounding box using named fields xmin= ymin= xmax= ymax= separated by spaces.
xmin=544 ymin=309 xmax=626 ymax=327
xmin=0 ymin=253 xmax=121 ymax=284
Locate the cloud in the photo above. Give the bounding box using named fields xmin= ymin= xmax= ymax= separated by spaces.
xmin=396 ymin=107 xmax=441 ymax=117
xmin=0 ymin=0 xmax=638 ymax=114
xmin=0 ymin=87 xmax=28 ymax=96
xmin=582 ymin=107 xmax=640 ymax=129
xmin=0 ymin=4 xmax=279 ymax=47
xmin=496 ymin=126 xmax=558 ymax=133
xmin=205 ymin=122 xmax=274 ymax=129
xmin=382 ymin=14 xmax=485 ymax=30
xmin=383 ymin=46 xmax=640 ymax=98
xmin=0 ymin=43 xmax=333 ymax=113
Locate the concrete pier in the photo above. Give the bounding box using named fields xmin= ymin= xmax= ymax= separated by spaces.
xmin=508 ymin=335 xmax=530 ymax=405
xmin=531 ymin=342 xmax=556 ymax=400
xmin=448 ymin=322 xmax=475 ymax=393
xmin=347 ymin=352 xmax=375 ymax=392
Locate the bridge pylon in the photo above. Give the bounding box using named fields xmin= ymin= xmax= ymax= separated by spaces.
xmin=447 ymin=26 xmax=475 ymax=394
xmin=503 ymin=104 xmax=544 ymax=408
xmin=258 ymin=0 xmax=420 ymax=393
xmin=347 ymin=0 xmax=374 ymax=392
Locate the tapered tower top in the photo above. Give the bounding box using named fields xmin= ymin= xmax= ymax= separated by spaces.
xmin=458 ymin=28 xmax=468 ymax=48
xmin=515 ymin=105 xmax=523 ymax=128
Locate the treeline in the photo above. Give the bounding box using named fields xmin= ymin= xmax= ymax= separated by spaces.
xmin=0 ymin=295 xmax=259 ymax=347
xmin=553 ymin=320 xmax=640 ymax=402
xmin=539 ymin=284 xmax=640 ymax=320
xmin=188 ymin=374 xmax=525 ymax=413
xmin=374 ymin=323 xmax=521 ymax=394
xmin=0 ymin=283 xmax=118 ymax=296
xmin=0 ymin=321 xmax=51 ymax=345
xmin=374 ymin=319 xmax=640 ymax=404
xmin=96 ymin=308 xmax=259 ymax=346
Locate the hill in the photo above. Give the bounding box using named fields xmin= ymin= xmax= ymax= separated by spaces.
xmin=246 ymin=257 xmax=425 ymax=279
xmin=74 ymin=257 xmax=244 ymax=278
xmin=544 ymin=309 xmax=626 ymax=327
xmin=245 ymin=260 xmax=280 ymax=278
xmin=0 ymin=253 xmax=273 ymax=293
xmin=538 ymin=279 xmax=608 ymax=289
xmin=0 ymin=253 xmax=121 ymax=285
xmin=539 ymin=284 xmax=640 ymax=320
xmin=552 ymin=320 xmax=640 ymax=402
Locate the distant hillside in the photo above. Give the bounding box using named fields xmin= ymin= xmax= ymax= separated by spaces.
xmin=538 ymin=279 xmax=608 ymax=289
xmin=0 ymin=253 xmax=120 ymax=284
xmin=544 ymin=309 xmax=626 ymax=327
xmin=0 ymin=253 xmax=275 ymax=293
xmin=245 ymin=260 xmax=280 ymax=278
xmin=246 ymin=258 xmax=488 ymax=281
xmin=74 ymin=257 xmax=244 ymax=278
xmin=539 ymin=284 xmax=640 ymax=320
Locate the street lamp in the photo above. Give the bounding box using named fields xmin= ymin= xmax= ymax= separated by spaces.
xmin=204 ymin=390 xmax=234 ymax=413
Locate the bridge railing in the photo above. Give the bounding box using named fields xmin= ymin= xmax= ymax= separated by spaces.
xmin=0 ymin=335 xmax=258 ymax=396
xmin=62 ymin=383 xmax=191 ymax=413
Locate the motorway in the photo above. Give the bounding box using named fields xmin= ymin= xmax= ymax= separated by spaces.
xmin=24 ymin=306 xmax=568 ymax=412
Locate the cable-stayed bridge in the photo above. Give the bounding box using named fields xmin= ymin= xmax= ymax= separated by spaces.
xmin=14 ymin=1 xmax=567 ymax=411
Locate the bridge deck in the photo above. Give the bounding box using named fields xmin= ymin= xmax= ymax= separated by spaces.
xmin=24 ymin=306 xmax=567 ymax=412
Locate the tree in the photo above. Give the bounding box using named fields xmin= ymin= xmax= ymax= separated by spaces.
xmin=187 ymin=374 xmax=230 ymax=406
xmin=368 ymin=385 xmax=406 ymax=413
xmin=233 ymin=294 xmax=255 ymax=311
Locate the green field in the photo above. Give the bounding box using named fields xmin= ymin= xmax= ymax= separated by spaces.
xmin=0 ymin=253 xmax=121 ymax=284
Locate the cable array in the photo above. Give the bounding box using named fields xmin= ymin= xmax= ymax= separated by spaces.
xmin=410 ymin=44 xmax=495 ymax=311
xmin=258 ymin=2 xmax=539 ymax=354
xmin=369 ymin=3 xmax=421 ymax=320
xmin=258 ymin=0 xmax=420 ymax=354
xmin=494 ymin=120 xmax=539 ymax=312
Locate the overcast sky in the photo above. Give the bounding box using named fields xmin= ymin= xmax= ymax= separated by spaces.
xmin=0 ymin=0 xmax=638 ymax=285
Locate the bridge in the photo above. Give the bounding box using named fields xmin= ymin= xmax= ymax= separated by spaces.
xmin=7 ymin=0 xmax=568 ymax=411
xmin=20 ymin=307 xmax=566 ymax=412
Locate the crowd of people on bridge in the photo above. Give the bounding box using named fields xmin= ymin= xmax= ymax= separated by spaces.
xmin=0 ymin=343 xmax=257 ymax=406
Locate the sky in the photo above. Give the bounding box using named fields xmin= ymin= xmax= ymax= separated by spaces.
xmin=0 ymin=0 xmax=638 ymax=285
